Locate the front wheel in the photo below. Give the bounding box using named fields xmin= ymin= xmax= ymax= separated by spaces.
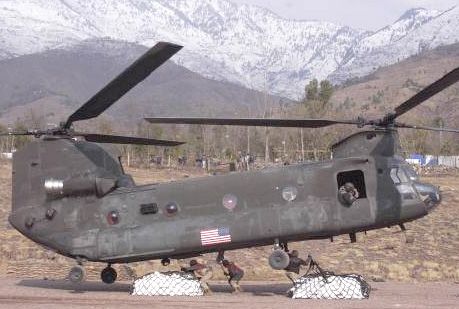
xmin=269 ymin=249 xmax=290 ymax=270
xmin=161 ymin=258 xmax=171 ymax=266
xmin=101 ymin=266 xmax=117 ymax=284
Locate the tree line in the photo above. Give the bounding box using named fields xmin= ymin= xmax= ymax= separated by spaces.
xmin=1 ymin=78 xmax=458 ymax=167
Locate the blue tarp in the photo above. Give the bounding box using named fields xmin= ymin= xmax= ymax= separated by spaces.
xmin=409 ymin=154 xmax=426 ymax=165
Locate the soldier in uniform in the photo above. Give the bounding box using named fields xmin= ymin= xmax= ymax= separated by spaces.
xmin=220 ymin=259 xmax=244 ymax=293
xmin=182 ymin=258 xmax=213 ymax=295
xmin=284 ymin=250 xmax=311 ymax=284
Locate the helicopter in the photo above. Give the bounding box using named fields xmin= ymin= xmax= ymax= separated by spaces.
xmin=2 ymin=40 xmax=459 ymax=285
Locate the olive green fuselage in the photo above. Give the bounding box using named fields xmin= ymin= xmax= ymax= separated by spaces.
xmin=8 ymin=130 xmax=435 ymax=264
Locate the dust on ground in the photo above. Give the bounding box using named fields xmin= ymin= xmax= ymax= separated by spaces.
xmin=0 ymin=160 xmax=458 ymax=283
xmin=0 ymin=278 xmax=457 ymax=309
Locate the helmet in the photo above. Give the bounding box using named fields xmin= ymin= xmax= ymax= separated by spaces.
xmin=291 ymin=250 xmax=299 ymax=257
xmin=344 ymin=182 xmax=355 ymax=192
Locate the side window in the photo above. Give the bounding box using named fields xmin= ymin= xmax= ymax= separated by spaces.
xmin=337 ymin=170 xmax=367 ymax=199
xmin=402 ymin=165 xmax=418 ymax=181
xmin=390 ymin=168 xmax=409 ymax=184
xmin=390 ymin=168 xmax=400 ymax=184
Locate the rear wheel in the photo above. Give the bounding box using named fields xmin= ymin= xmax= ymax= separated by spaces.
xmin=101 ymin=266 xmax=117 ymax=284
xmin=69 ymin=265 xmax=86 ymax=283
xmin=269 ymin=249 xmax=290 ymax=270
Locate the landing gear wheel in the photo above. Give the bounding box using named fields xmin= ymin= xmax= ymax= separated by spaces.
xmin=69 ymin=265 xmax=86 ymax=283
xmin=101 ymin=266 xmax=117 ymax=284
xmin=269 ymin=249 xmax=290 ymax=270
xmin=161 ymin=258 xmax=171 ymax=266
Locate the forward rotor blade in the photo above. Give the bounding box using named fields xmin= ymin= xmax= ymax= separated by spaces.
xmin=394 ymin=123 xmax=459 ymax=133
xmin=145 ymin=117 xmax=360 ymax=128
xmin=394 ymin=67 xmax=459 ymax=119
xmin=0 ymin=131 xmax=36 ymax=136
xmin=75 ymin=133 xmax=185 ymax=146
xmin=64 ymin=42 xmax=183 ymax=129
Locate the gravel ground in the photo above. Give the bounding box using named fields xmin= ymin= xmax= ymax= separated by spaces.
xmin=0 ymin=278 xmax=457 ymax=309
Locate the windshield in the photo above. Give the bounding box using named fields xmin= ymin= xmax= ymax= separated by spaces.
xmin=390 ymin=167 xmax=410 ymax=184
xmin=402 ymin=164 xmax=419 ymax=181
xmin=391 ymin=166 xmax=420 ymax=200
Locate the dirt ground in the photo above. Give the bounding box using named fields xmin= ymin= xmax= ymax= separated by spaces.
xmin=0 ymin=278 xmax=457 ymax=309
xmin=1 ymin=161 xmax=459 ymax=284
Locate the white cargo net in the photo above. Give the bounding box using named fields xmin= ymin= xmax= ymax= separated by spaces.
xmin=288 ymin=259 xmax=371 ymax=300
xmin=289 ymin=272 xmax=370 ymax=299
xmin=131 ymin=271 xmax=204 ymax=297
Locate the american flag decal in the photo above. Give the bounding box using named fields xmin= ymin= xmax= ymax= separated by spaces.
xmin=200 ymin=227 xmax=231 ymax=246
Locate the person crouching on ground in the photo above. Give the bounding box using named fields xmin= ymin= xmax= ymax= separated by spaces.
xmin=284 ymin=250 xmax=311 ymax=284
xmin=182 ymin=258 xmax=213 ymax=295
xmin=221 ymin=259 xmax=244 ymax=293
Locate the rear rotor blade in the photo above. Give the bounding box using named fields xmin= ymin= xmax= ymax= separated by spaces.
xmin=145 ymin=117 xmax=360 ymax=128
xmin=0 ymin=131 xmax=37 ymax=136
xmin=64 ymin=42 xmax=183 ymax=129
xmin=75 ymin=133 xmax=185 ymax=146
xmin=394 ymin=123 xmax=459 ymax=133
xmin=393 ymin=67 xmax=459 ymax=119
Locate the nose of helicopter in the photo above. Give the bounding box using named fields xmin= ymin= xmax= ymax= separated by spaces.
xmin=413 ymin=181 xmax=442 ymax=213
xmin=8 ymin=207 xmax=43 ymax=242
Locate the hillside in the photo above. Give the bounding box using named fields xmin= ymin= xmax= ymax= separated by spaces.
xmin=0 ymin=39 xmax=280 ymax=129
xmin=330 ymin=43 xmax=459 ymax=131
xmin=1 ymin=41 xmax=458 ymax=156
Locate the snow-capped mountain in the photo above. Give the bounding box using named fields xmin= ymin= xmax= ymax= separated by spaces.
xmin=0 ymin=0 xmax=458 ymax=99
xmin=330 ymin=6 xmax=459 ymax=82
xmin=0 ymin=49 xmax=11 ymax=60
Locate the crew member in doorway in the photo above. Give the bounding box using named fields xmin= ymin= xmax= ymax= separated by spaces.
xmin=221 ymin=259 xmax=244 ymax=293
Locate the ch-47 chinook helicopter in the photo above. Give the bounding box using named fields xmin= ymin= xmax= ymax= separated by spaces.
xmin=2 ymin=40 xmax=459 ymax=285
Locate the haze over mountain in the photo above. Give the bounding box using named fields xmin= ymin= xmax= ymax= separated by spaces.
xmin=0 ymin=39 xmax=280 ymax=128
xmin=0 ymin=0 xmax=458 ymax=98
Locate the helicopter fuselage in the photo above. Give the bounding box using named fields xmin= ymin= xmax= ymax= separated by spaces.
xmin=8 ymin=130 xmax=438 ymax=264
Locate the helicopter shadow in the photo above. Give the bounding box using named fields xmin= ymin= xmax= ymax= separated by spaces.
xmin=17 ymin=279 xmax=292 ymax=296
xmin=210 ymin=282 xmax=291 ymax=296
xmin=17 ymin=279 xmax=132 ymax=294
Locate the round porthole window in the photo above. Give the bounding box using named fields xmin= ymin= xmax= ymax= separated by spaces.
xmin=107 ymin=210 xmax=120 ymax=225
xmin=165 ymin=202 xmax=179 ymax=216
xmin=45 ymin=208 xmax=56 ymax=220
xmin=222 ymin=194 xmax=238 ymax=211
xmin=282 ymin=186 xmax=298 ymax=202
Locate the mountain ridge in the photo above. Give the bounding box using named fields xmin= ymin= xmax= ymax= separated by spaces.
xmin=0 ymin=39 xmax=283 ymax=129
xmin=0 ymin=0 xmax=458 ymax=98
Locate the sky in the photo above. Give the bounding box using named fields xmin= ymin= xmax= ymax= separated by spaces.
xmin=230 ymin=0 xmax=458 ymax=30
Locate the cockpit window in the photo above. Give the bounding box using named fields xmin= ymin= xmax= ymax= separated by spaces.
xmin=390 ymin=169 xmax=399 ymax=183
xmin=390 ymin=168 xmax=409 ymax=184
xmin=402 ymin=165 xmax=419 ymax=181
